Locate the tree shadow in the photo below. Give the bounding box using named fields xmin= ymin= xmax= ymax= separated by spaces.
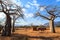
xmin=10 ymin=34 xmax=28 ymax=40
xmin=0 ymin=34 xmax=27 ymax=40
xmin=27 ymin=36 xmax=60 ymax=40
xmin=0 ymin=34 xmax=60 ymax=40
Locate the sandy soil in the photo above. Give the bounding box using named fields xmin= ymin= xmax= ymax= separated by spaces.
xmin=0 ymin=27 xmax=60 ymax=40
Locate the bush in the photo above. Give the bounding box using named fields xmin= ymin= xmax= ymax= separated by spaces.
xmin=0 ymin=25 xmax=3 ymax=31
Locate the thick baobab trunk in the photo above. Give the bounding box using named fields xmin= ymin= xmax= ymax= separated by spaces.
xmin=12 ymin=16 xmax=15 ymax=32
xmin=12 ymin=19 xmax=15 ymax=32
xmin=49 ymin=20 xmax=55 ymax=33
xmin=1 ymin=14 xmax=11 ymax=36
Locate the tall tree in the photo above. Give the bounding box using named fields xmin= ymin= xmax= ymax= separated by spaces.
xmin=8 ymin=4 xmax=23 ymax=32
xmin=34 ymin=5 xmax=60 ymax=33
xmin=0 ymin=0 xmax=23 ymax=36
xmin=45 ymin=6 xmax=60 ymax=33
xmin=0 ymin=1 xmax=12 ymax=36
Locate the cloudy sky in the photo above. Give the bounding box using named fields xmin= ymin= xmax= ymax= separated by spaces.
xmin=0 ymin=0 xmax=60 ymax=26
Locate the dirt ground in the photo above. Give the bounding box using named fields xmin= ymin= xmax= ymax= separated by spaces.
xmin=0 ymin=27 xmax=60 ymax=40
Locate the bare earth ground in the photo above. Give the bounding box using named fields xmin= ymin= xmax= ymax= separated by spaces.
xmin=0 ymin=27 xmax=60 ymax=40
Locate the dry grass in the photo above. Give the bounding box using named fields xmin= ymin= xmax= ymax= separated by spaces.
xmin=0 ymin=27 xmax=60 ymax=40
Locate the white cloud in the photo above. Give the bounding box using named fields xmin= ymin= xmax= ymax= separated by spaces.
xmin=13 ymin=0 xmax=23 ymax=7
xmin=28 ymin=2 xmax=33 ymax=5
xmin=0 ymin=12 xmax=6 ymax=18
xmin=25 ymin=4 xmax=31 ymax=8
xmin=15 ymin=19 xmax=29 ymax=26
xmin=56 ymin=0 xmax=60 ymax=2
xmin=27 ymin=0 xmax=39 ymax=10
xmin=40 ymin=6 xmax=46 ymax=11
xmin=33 ymin=0 xmax=39 ymax=10
xmin=22 ymin=8 xmax=34 ymax=18
xmin=22 ymin=8 xmax=27 ymax=12
xmin=0 ymin=12 xmax=6 ymax=26
xmin=28 ymin=0 xmax=39 ymax=6
xmin=24 ymin=13 xmax=34 ymax=18
xmin=33 ymin=0 xmax=37 ymax=3
xmin=33 ymin=20 xmax=42 ymax=25
xmin=33 ymin=0 xmax=39 ymax=6
xmin=40 ymin=7 xmax=45 ymax=11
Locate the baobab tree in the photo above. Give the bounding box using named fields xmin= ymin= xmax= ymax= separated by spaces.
xmin=34 ymin=5 xmax=60 ymax=33
xmin=1 ymin=0 xmax=24 ymax=32
xmin=44 ymin=6 xmax=60 ymax=33
xmin=0 ymin=0 xmax=11 ymax=36
xmin=7 ymin=4 xmax=24 ymax=32
xmin=0 ymin=0 xmax=23 ymax=36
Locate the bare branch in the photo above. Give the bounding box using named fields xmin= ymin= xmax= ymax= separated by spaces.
xmin=45 ymin=7 xmax=56 ymax=16
xmin=35 ymin=12 xmax=50 ymax=20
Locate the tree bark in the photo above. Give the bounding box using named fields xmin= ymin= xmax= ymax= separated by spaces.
xmin=12 ymin=19 xmax=15 ymax=32
xmin=49 ymin=20 xmax=55 ymax=33
xmin=12 ymin=16 xmax=16 ymax=32
xmin=1 ymin=14 xmax=11 ymax=36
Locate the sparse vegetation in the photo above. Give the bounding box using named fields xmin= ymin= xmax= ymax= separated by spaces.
xmin=0 ymin=0 xmax=60 ymax=40
xmin=0 ymin=27 xmax=60 ymax=40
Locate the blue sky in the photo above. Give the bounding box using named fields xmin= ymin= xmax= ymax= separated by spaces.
xmin=0 ymin=0 xmax=60 ymax=26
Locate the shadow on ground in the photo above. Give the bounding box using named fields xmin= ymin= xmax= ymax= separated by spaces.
xmin=0 ymin=34 xmax=27 ymax=40
xmin=27 ymin=36 xmax=60 ymax=40
xmin=0 ymin=34 xmax=60 ymax=40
